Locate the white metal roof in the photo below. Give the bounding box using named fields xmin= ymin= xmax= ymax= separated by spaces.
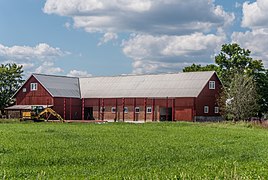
xmin=79 ymin=71 xmax=215 ymax=98
xmin=33 ymin=74 xmax=81 ymax=98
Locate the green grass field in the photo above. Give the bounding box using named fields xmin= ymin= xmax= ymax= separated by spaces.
xmin=0 ymin=121 xmax=268 ymax=179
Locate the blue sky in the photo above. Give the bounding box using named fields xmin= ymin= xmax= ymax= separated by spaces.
xmin=0 ymin=0 xmax=267 ymax=77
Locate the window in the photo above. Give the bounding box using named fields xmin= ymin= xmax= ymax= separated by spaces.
xmin=123 ymin=107 xmax=128 ymax=113
xmin=135 ymin=107 xmax=140 ymax=113
xmin=30 ymin=83 xmax=38 ymax=91
xmin=22 ymin=88 xmax=27 ymax=93
xmin=215 ymin=107 xmax=219 ymax=113
xmin=209 ymin=81 xmax=215 ymax=89
xmin=204 ymin=106 xmax=209 ymax=113
xmin=111 ymin=107 xmax=116 ymax=113
xmin=147 ymin=107 xmax=152 ymax=113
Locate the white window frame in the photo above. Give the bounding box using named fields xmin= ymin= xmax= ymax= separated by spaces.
xmin=135 ymin=107 xmax=140 ymax=113
xmin=147 ymin=107 xmax=152 ymax=113
xmin=124 ymin=107 xmax=128 ymax=113
xmin=209 ymin=81 xmax=215 ymax=89
xmin=22 ymin=88 xmax=27 ymax=93
xmin=30 ymin=83 xmax=38 ymax=91
xmin=111 ymin=107 xmax=116 ymax=113
xmin=215 ymin=107 xmax=219 ymax=114
xmin=204 ymin=106 xmax=209 ymax=113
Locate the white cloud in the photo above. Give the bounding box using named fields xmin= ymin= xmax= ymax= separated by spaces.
xmin=0 ymin=43 xmax=65 ymax=60
xmin=122 ymin=33 xmax=226 ymax=74
xmin=0 ymin=43 xmax=69 ymax=76
xmin=242 ymin=0 xmax=268 ymax=29
xmin=232 ymin=29 xmax=268 ymax=66
xmin=44 ymin=0 xmax=234 ymax=35
xmin=232 ymin=0 xmax=268 ymax=67
xmin=98 ymin=32 xmax=118 ymax=46
xmin=35 ymin=61 xmax=64 ymax=74
xmin=43 ymin=0 xmax=234 ymax=74
xmin=67 ymin=70 xmax=92 ymax=77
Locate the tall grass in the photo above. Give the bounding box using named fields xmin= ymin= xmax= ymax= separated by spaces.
xmin=0 ymin=122 xmax=267 ymax=179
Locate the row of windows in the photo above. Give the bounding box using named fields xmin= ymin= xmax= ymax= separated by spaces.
xmin=101 ymin=106 xmax=153 ymax=113
xmin=22 ymin=83 xmax=38 ymax=93
xmin=204 ymin=106 xmax=219 ymax=113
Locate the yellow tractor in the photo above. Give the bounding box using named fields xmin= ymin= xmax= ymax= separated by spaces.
xmin=22 ymin=106 xmax=64 ymax=122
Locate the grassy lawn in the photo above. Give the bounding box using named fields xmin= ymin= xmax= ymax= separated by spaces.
xmin=0 ymin=121 xmax=268 ymax=179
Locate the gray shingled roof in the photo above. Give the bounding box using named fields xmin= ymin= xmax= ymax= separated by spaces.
xmin=33 ymin=74 xmax=80 ymax=98
xmin=79 ymin=71 xmax=215 ymax=98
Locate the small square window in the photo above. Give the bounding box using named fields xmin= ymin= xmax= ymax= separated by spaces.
xmin=22 ymin=88 xmax=27 ymax=93
xmin=30 ymin=83 xmax=38 ymax=91
xmin=147 ymin=107 xmax=152 ymax=113
xmin=111 ymin=107 xmax=116 ymax=113
xmin=215 ymin=107 xmax=219 ymax=113
xmin=209 ymin=81 xmax=215 ymax=89
xmin=204 ymin=106 xmax=209 ymax=113
xmin=135 ymin=107 xmax=140 ymax=113
xmin=123 ymin=107 xmax=128 ymax=113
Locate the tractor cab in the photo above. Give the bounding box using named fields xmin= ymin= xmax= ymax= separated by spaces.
xmin=31 ymin=106 xmax=45 ymax=115
xmin=22 ymin=106 xmax=45 ymax=120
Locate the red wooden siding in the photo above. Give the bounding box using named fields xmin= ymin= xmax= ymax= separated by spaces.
xmin=16 ymin=76 xmax=53 ymax=105
xmin=53 ymin=98 xmax=81 ymax=120
xmin=84 ymin=97 xmax=195 ymax=121
xmin=195 ymin=73 xmax=222 ymax=116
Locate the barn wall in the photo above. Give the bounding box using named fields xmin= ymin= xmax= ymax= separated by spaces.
xmin=54 ymin=98 xmax=82 ymax=120
xmin=84 ymin=97 xmax=195 ymax=121
xmin=16 ymin=76 xmax=53 ymax=105
xmin=174 ymin=98 xmax=195 ymax=121
xmin=195 ymin=73 xmax=222 ymax=118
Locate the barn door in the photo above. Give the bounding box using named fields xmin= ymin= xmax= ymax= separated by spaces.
xmin=160 ymin=107 xmax=172 ymax=121
xmin=84 ymin=107 xmax=94 ymax=120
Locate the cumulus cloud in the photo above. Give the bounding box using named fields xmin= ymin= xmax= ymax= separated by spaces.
xmin=242 ymin=0 xmax=268 ymax=29
xmin=232 ymin=29 xmax=268 ymax=66
xmin=98 ymin=32 xmax=118 ymax=46
xmin=43 ymin=0 xmax=234 ymax=73
xmin=122 ymin=33 xmax=226 ymax=74
xmin=0 ymin=43 xmax=65 ymax=60
xmin=35 ymin=61 xmax=64 ymax=74
xmin=0 ymin=43 xmax=69 ymax=76
xmin=231 ymin=0 xmax=268 ymax=67
xmin=67 ymin=70 xmax=92 ymax=77
xmin=44 ymin=0 xmax=234 ymax=35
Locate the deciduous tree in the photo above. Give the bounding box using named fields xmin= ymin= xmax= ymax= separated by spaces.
xmin=218 ymin=73 xmax=259 ymax=121
xmin=0 ymin=63 xmax=24 ymax=114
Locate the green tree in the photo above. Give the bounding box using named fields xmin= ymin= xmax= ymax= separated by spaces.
xmin=215 ymin=44 xmax=267 ymax=117
xmin=215 ymin=43 xmax=264 ymax=87
xmin=183 ymin=64 xmax=219 ymax=72
xmin=0 ymin=63 xmax=24 ymax=114
xmin=218 ymin=73 xmax=259 ymax=121
xmin=183 ymin=43 xmax=267 ymax=118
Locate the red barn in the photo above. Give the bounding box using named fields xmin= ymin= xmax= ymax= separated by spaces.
xmin=9 ymin=71 xmax=222 ymax=122
xmin=9 ymin=74 xmax=81 ymax=120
